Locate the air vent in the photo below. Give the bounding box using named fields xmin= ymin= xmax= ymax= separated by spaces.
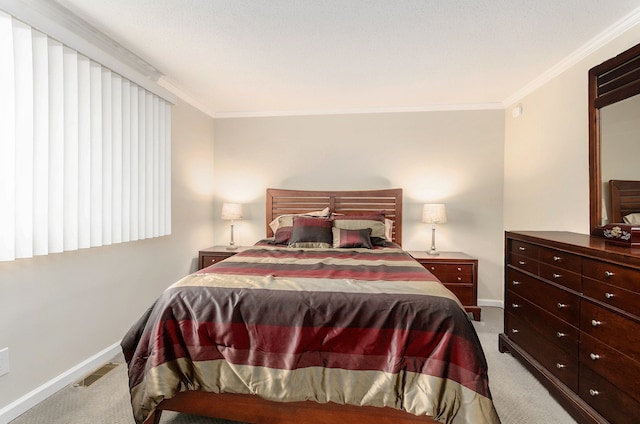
xmin=74 ymin=362 xmax=119 ymax=387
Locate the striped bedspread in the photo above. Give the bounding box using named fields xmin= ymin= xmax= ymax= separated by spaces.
xmin=121 ymin=245 xmax=500 ymax=424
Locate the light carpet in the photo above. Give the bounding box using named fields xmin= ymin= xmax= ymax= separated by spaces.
xmin=9 ymin=307 xmax=577 ymax=423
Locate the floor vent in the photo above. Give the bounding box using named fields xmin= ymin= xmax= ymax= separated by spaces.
xmin=74 ymin=362 xmax=119 ymax=387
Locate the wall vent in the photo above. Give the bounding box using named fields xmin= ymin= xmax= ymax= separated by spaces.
xmin=74 ymin=362 xmax=119 ymax=387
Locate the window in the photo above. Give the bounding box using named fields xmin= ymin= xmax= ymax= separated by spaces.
xmin=0 ymin=10 xmax=172 ymax=261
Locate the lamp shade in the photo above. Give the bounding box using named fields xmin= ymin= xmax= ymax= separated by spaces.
xmin=221 ymin=203 xmax=243 ymax=220
xmin=422 ymin=204 xmax=447 ymax=224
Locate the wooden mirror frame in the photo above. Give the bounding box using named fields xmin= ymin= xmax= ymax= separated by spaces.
xmin=589 ymin=41 xmax=640 ymax=234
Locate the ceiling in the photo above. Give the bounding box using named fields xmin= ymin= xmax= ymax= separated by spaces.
xmin=54 ymin=0 xmax=640 ymax=117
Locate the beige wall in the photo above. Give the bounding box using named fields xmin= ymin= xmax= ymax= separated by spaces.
xmin=504 ymin=25 xmax=640 ymax=233
xmin=0 ymin=99 xmax=216 ymax=412
xmin=212 ymin=110 xmax=506 ymax=304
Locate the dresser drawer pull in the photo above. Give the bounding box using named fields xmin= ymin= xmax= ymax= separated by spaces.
xmin=512 ymin=303 xmax=521 ymax=308
xmin=518 ymin=260 xmax=526 ymax=265
xmin=556 ymin=332 xmax=566 ymax=338
xmin=604 ymin=271 xmax=614 ymax=278
xmin=605 ymin=292 xmax=614 ymax=299
xmin=552 ymin=273 xmax=562 ymax=279
xmin=511 ymin=328 xmax=519 ymax=334
xmin=556 ymin=303 xmax=567 ymax=309
xmin=512 ymin=280 xmax=521 ymax=286
xmin=555 ymin=363 xmax=566 ymax=369
xmin=553 ymin=255 xmax=562 ymax=262
xmin=590 ymin=353 xmax=600 ymax=361
xmin=518 ymin=246 xmax=526 ymax=251
xmin=591 ymin=319 xmax=602 ymax=327
xmin=589 ymin=389 xmax=600 ymax=397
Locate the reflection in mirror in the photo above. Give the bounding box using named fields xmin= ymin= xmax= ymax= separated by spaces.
xmin=600 ymin=94 xmax=640 ymax=225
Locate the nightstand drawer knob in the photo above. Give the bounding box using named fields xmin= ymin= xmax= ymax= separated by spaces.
xmin=590 ymin=353 xmax=600 ymax=361
xmin=430 ymin=266 xmax=436 ymax=271
xmin=457 ymin=267 xmax=462 ymax=271
xmin=457 ymin=277 xmax=462 ymax=281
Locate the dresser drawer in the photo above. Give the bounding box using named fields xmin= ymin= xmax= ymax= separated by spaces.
xmin=539 ymin=263 xmax=582 ymax=292
xmin=445 ymin=284 xmax=474 ymax=305
xmin=507 ymin=268 xmax=580 ymax=327
xmin=538 ymin=247 xmax=581 ymax=273
xmin=583 ymin=258 xmax=640 ymax=293
xmin=579 ymin=365 xmax=640 ymax=424
xmin=507 ymin=291 xmax=579 ymax=355
xmin=580 ymin=332 xmax=640 ymax=404
xmin=509 ymin=253 xmax=538 ymax=275
xmin=581 ymin=300 xmax=640 ymax=362
xmin=583 ymin=277 xmax=640 ymax=318
xmin=509 ymin=240 xmax=539 ymax=260
xmin=507 ymin=312 xmax=578 ymax=391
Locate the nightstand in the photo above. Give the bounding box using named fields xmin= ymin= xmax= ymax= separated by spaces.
xmin=198 ymin=245 xmax=248 ymax=270
xmin=408 ymin=251 xmax=481 ymax=320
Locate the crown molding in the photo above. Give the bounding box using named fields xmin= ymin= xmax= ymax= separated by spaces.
xmin=211 ymin=102 xmax=504 ymax=119
xmin=0 ymin=0 xmax=175 ymax=103
xmin=502 ymin=5 xmax=640 ymax=107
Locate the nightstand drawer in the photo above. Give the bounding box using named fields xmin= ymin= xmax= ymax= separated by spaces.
xmin=198 ymin=246 xmax=247 ymax=270
xmin=408 ymin=251 xmax=479 ymax=320
xmin=200 ymin=254 xmax=231 ymax=269
xmin=445 ymin=284 xmax=474 ymax=305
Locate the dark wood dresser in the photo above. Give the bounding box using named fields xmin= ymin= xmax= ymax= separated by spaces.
xmin=499 ymin=231 xmax=640 ymax=424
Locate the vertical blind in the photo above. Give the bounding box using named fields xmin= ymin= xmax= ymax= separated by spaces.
xmin=0 ymin=10 xmax=171 ymax=261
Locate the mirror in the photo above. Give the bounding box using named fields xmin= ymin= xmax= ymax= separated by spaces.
xmin=588 ymin=42 xmax=640 ymax=234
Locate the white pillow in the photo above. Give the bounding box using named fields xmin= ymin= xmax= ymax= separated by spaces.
xmin=623 ymin=213 xmax=640 ymax=225
xmin=384 ymin=218 xmax=394 ymax=241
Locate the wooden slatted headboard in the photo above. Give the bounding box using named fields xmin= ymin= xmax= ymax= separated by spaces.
xmin=609 ymin=180 xmax=640 ymax=223
xmin=266 ymin=188 xmax=403 ymax=245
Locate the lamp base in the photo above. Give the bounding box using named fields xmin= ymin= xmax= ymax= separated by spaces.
xmin=427 ymin=249 xmax=440 ymax=256
xmin=226 ymin=245 xmax=238 ymax=251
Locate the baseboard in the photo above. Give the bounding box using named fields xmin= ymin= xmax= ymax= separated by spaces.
xmin=0 ymin=341 xmax=121 ymax=424
xmin=478 ymin=298 xmax=504 ymax=308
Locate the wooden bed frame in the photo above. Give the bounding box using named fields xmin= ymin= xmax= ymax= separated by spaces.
xmin=265 ymin=188 xmax=403 ymax=245
xmin=609 ymin=180 xmax=640 ymax=223
xmin=143 ymin=188 xmax=444 ymax=424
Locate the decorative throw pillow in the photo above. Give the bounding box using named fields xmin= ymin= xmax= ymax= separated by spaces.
xmin=332 ymin=227 xmax=373 ymax=248
xmin=270 ymin=207 xmax=331 ymax=244
xmin=332 ymin=214 xmax=387 ymax=246
xmin=288 ymin=216 xmax=333 ymax=248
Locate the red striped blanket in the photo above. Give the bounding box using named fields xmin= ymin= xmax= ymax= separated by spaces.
xmin=121 ymin=246 xmax=500 ymax=424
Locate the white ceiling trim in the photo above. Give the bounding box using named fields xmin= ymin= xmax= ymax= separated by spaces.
xmin=0 ymin=0 xmax=176 ymax=103
xmin=212 ymin=102 xmax=505 ymax=119
xmin=502 ymin=5 xmax=640 ymax=107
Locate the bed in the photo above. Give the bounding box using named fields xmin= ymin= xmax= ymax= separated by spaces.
xmin=609 ymin=180 xmax=640 ymax=224
xmin=121 ymin=188 xmax=500 ymax=424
